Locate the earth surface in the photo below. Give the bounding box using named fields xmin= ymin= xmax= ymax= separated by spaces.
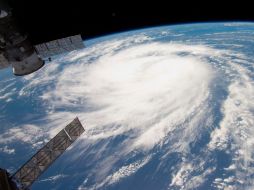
xmin=1 ymin=22 xmax=254 ymax=190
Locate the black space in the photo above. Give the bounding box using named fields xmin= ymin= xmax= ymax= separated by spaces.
xmin=4 ymin=0 xmax=254 ymax=44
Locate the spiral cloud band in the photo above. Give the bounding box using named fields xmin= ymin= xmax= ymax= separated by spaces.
xmin=1 ymin=28 xmax=254 ymax=189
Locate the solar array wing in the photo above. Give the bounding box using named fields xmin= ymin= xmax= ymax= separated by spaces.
xmin=12 ymin=117 xmax=85 ymax=190
xmin=34 ymin=35 xmax=84 ymax=58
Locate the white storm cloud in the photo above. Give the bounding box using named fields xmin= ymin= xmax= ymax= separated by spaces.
xmin=3 ymin=31 xmax=254 ymax=189
xmin=39 ymin=42 xmax=214 ymax=152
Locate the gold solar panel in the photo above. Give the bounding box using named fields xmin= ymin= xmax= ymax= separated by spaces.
xmin=34 ymin=35 xmax=84 ymax=58
xmin=12 ymin=118 xmax=85 ymax=190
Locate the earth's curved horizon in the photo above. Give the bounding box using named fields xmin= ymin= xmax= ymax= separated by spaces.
xmin=1 ymin=22 xmax=254 ymax=190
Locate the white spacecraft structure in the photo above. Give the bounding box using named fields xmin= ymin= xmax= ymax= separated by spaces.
xmin=0 ymin=117 xmax=85 ymax=190
xmin=0 ymin=8 xmax=84 ymax=76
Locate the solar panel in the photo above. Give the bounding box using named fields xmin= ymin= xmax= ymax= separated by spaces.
xmin=34 ymin=35 xmax=84 ymax=58
xmin=12 ymin=118 xmax=85 ymax=190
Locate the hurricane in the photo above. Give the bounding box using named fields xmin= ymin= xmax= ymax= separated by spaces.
xmin=1 ymin=23 xmax=254 ymax=190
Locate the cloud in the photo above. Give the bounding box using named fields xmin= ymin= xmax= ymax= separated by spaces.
xmin=0 ymin=80 xmax=16 ymax=102
xmin=208 ymin=58 xmax=254 ymax=186
xmin=2 ymin=30 xmax=254 ymax=189
xmin=38 ymin=174 xmax=68 ymax=182
xmin=39 ymin=43 xmax=214 ymax=152
xmin=91 ymin=155 xmax=152 ymax=189
xmin=18 ymin=39 xmax=230 ymax=188
xmin=0 ymin=124 xmax=45 ymax=146
xmin=0 ymin=145 xmax=15 ymax=154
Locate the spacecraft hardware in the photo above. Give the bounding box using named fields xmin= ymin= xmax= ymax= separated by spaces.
xmin=0 ymin=117 xmax=85 ymax=190
xmin=0 ymin=6 xmax=84 ymax=76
